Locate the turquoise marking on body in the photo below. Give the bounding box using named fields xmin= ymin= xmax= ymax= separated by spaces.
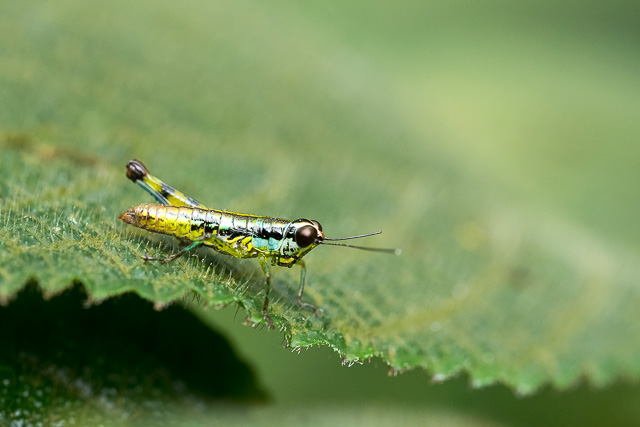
xmin=268 ymin=237 xmax=279 ymax=251
xmin=251 ymin=237 xmax=268 ymax=251
xmin=251 ymin=236 xmax=281 ymax=252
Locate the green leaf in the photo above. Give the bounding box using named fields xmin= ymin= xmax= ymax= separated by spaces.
xmin=1 ymin=0 xmax=639 ymax=401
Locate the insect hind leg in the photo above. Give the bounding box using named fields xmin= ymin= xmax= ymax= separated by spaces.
xmin=125 ymin=159 xmax=206 ymax=208
xmin=143 ymin=240 xmax=204 ymax=264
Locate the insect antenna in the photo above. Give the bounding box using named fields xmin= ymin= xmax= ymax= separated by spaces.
xmin=320 ymin=231 xmax=401 ymax=255
xmin=324 ymin=231 xmax=382 ymax=241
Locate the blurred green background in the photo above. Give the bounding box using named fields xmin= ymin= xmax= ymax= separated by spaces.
xmin=1 ymin=1 xmax=640 ymax=425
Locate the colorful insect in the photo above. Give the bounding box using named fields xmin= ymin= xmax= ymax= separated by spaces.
xmin=119 ymin=159 xmax=399 ymax=327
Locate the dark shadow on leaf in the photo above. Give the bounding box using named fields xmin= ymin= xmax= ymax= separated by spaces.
xmin=0 ymin=281 xmax=267 ymax=423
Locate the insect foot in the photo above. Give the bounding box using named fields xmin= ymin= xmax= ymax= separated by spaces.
xmin=297 ymin=300 xmax=319 ymax=314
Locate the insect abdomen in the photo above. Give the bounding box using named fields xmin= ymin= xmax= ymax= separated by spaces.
xmin=119 ymin=204 xmax=220 ymax=241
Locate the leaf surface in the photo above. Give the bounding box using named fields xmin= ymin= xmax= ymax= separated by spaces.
xmin=1 ymin=0 xmax=639 ymax=398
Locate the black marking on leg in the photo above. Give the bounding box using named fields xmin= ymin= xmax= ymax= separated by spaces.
xmin=160 ymin=183 xmax=175 ymax=201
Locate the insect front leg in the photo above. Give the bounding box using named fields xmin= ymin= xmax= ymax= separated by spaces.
xmin=296 ymin=260 xmax=318 ymax=313
xmin=257 ymin=256 xmax=274 ymax=328
xmin=143 ymin=239 xmax=204 ymax=264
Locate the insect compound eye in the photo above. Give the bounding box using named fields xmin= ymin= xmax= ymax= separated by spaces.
xmin=310 ymin=220 xmax=323 ymax=232
xmin=295 ymin=225 xmax=318 ymax=248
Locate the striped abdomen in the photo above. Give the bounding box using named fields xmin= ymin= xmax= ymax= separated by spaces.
xmin=119 ymin=203 xmax=217 ymax=240
xmin=119 ymin=203 xmax=291 ymax=258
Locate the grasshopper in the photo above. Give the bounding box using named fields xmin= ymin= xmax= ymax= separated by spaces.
xmin=119 ymin=160 xmax=398 ymax=327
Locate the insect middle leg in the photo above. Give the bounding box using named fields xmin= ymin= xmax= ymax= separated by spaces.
xmin=257 ymin=256 xmax=274 ymax=328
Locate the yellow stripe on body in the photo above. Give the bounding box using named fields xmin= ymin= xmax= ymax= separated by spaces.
xmin=139 ymin=204 xmax=149 ymax=227
xmin=241 ymin=236 xmax=253 ymax=250
xmin=165 ymin=207 xmax=179 ymax=234
xmin=176 ymin=207 xmax=192 ymax=239
xmin=146 ymin=204 xmax=159 ymax=229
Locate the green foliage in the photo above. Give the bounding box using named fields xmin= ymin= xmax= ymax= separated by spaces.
xmin=1 ymin=0 xmax=640 ymax=423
